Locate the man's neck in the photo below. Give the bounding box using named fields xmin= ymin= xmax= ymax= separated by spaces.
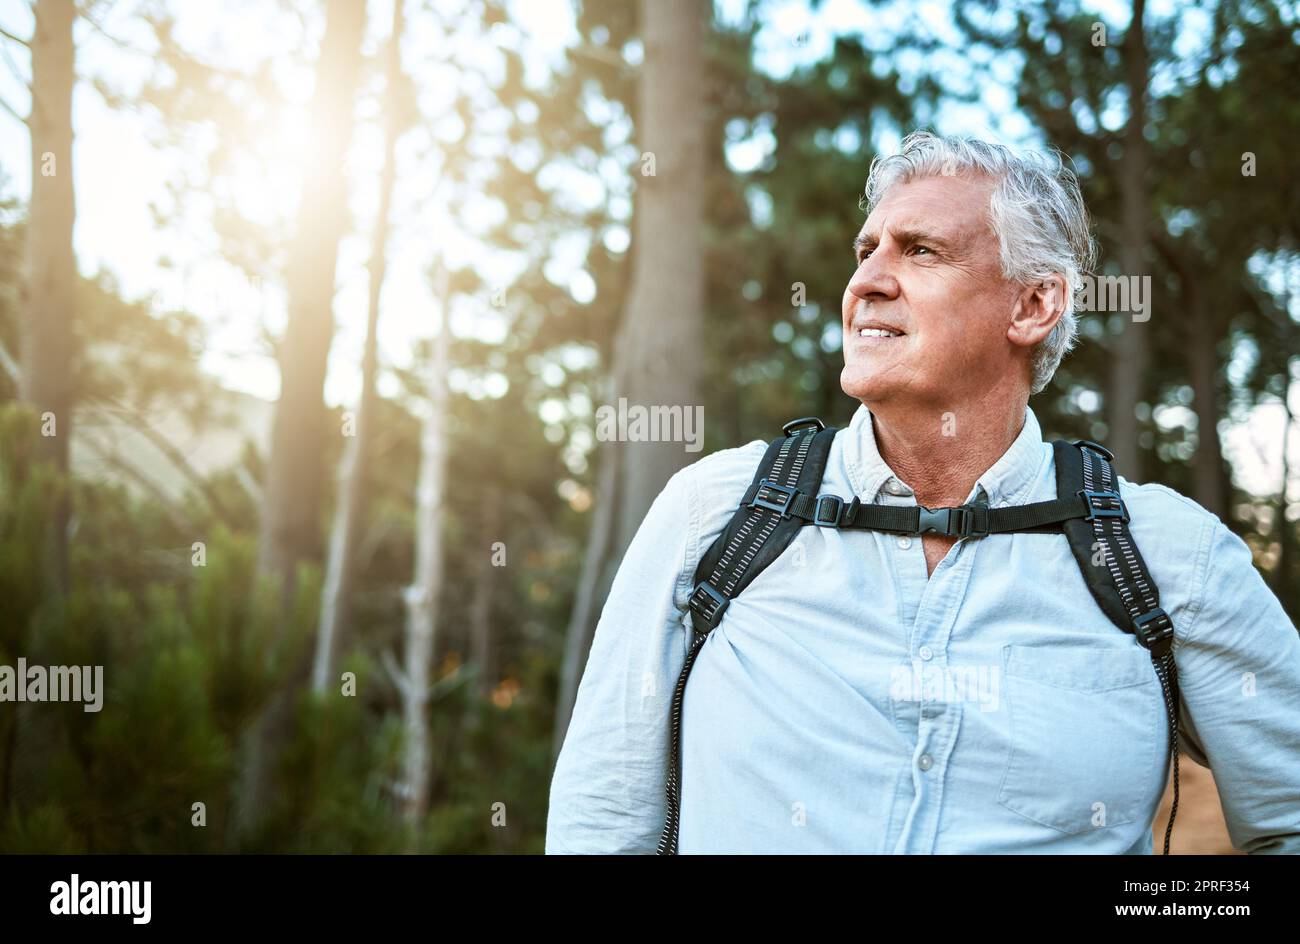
xmin=867 ymin=391 xmax=1028 ymax=510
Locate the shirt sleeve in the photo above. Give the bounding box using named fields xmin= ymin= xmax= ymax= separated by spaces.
xmin=544 ymin=464 xmax=699 ymax=854
xmin=1174 ymin=517 xmax=1300 ymax=854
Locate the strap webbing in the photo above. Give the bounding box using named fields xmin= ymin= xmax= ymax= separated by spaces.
xmin=660 ymin=421 xmax=837 ymax=855
xmin=1054 ymin=440 xmax=1181 ymax=855
xmin=751 ymin=485 xmax=1099 ymax=537
xmin=688 ymin=425 xmax=837 ymax=632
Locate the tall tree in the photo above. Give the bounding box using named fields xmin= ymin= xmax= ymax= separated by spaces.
xmin=257 ymin=0 xmax=366 ymax=590
xmin=19 ymin=0 xmax=76 ymax=596
xmin=1149 ymin=0 xmax=1300 ymax=541
xmin=399 ymin=259 xmax=451 ymax=828
xmin=1270 ymin=242 xmax=1296 ymax=600
xmin=1107 ymin=0 xmax=1151 ymax=478
xmin=314 ymin=0 xmax=411 ymax=693
xmin=554 ymin=0 xmax=706 ymax=755
xmin=239 ymin=0 xmax=367 ymax=836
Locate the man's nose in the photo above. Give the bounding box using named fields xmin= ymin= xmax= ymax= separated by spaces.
xmin=847 ymin=248 xmax=901 ymax=302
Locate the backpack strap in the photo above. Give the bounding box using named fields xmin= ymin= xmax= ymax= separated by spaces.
xmin=658 ymin=416 xmax=836 ymax=855
xmin=1053 ymin=438 xmax=1182 ymax=855
xmin=769 ymin=471 xmax=1105 ymax=538
xmin=685 ymin=417 xmax=838 ymax=635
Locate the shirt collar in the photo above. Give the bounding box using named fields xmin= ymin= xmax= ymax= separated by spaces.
xmin=842 ymin=403 xmax=1049 ymax=507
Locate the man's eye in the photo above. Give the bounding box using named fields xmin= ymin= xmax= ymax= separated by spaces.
xmin=911 ymin=245 xmax=934 ymax=256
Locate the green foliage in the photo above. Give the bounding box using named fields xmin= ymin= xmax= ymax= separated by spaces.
xmin=0 ymin=403 xmax=562 ymax=852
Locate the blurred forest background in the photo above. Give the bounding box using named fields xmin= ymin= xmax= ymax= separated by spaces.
xmin=0 ymin=0 xmax=1296 ymax=854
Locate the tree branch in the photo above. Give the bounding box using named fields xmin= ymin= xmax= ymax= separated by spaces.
xmin=0 ymin=92 xmax=26 ymax=126
xmin=0 ymin=26 xmax=30 ymax=47
xmin=568 ymin=42 xmax=633 ymax=71
xmin=0 ymin=337 xmax=19 ymax=385
xmin=0 ymin=31 xmax=28 ymax=87
xmin=80 ymin=8 xmax=145 ymax=55
xmin=85 ymin=396 xmax=234 ymax=521
xmin=382 ymin=648 xmax=413 ymax=699
xmin=78 ymin=427 xmax=197 ymax=532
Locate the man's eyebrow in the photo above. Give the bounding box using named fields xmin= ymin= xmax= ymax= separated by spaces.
xmin=853 ymin=226 xmax=956 ymax=254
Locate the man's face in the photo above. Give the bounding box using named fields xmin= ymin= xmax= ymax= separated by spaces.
xmin=840 ymin=173 xmax=1025 ymax=409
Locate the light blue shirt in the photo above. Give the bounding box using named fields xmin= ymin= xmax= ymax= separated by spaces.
xmin=545 ymin=403 xmax=1300 ymax=854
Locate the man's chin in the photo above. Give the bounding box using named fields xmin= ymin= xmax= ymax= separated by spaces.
xmin=840 ymin=364 xmax=889 ymax=404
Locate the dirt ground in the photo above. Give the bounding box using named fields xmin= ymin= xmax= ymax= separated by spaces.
xmin=1152 ymin=759 xmax=1240 ymax=855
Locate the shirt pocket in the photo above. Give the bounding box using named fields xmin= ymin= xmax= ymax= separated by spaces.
xmin=996 ymin=643 xmax=1163 ymax=835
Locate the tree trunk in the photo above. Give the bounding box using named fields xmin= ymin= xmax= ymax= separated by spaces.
xmin=1154 ymin=233 xmax=1227 ymax=520
xmin=1187 ymin=273 xmax=1226 ymax=520
xmin=313 ymin=0 xmax=406 ymax=694
xmin=553 ymin=0 xmax=707 ymax=757
xmin=238 ymin=0 xmax=366 ymax=838
xmin=553 ymin=428 xmax=622 ymax=758
xmin=257 ymin=0 xmax=366 ymax=591
xmin=1278 ymin=371 xmax=1294 ymax=600
xmin=469 ymin=485 xmax=499 ymax=699
xmin=1107 ymin=0 xmax=1149 ymax=480
xmin=401 ymin=261 xmax=451 ymax=828
xmin=22 ymin=0 xmax=76 ymax=597
xmin=1276 ymin=252 xmax=1296 ymax=605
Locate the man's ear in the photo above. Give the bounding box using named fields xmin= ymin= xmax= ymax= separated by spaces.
xmin=1008 ymin=274 xmax=1067 ymax=350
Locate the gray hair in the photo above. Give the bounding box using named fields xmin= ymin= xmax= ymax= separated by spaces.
xmin=862 ymin=131 xmax=1097 ymax=394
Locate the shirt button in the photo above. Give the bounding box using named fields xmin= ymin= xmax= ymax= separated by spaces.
xmin=918 ymin=754 xmax=934 ymax=772
xmin=919 ymin=646 xmax=933 ymax=661
xmin=886 ymin=479 xmax=911 ymax=496
xmin=897 ymin=536 xmax=912 ymax=550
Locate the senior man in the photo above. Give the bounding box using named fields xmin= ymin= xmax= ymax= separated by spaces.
xmin=545 ymin=131 xmax=1300 ymax=854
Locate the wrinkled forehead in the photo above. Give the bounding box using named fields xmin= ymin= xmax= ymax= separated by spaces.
xmin=859 ymin=172 xmax=999 ymax=244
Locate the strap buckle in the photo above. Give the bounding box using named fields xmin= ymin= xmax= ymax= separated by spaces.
xmin=1073 ymin=439 xmax=1116 ymax=462
xmin=1078 ymin=488 xmax=1129 ymax=522
xmin=782 ymin=416 xmax=825 ymax=436
xmin=954 ymin=503 xmax=989 ymax=538
xmin=750 ymin=479 xmax=799 ymax=517
xmin=688 ymin=581 xmax=730 ymax=628
xmin=916 ymin=503 xmax=988 ymax=538
xmin=1133 ymin=607 xmax=1174 ymax=654
xmin=814 ymin=494 xmax=843 ymax=527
